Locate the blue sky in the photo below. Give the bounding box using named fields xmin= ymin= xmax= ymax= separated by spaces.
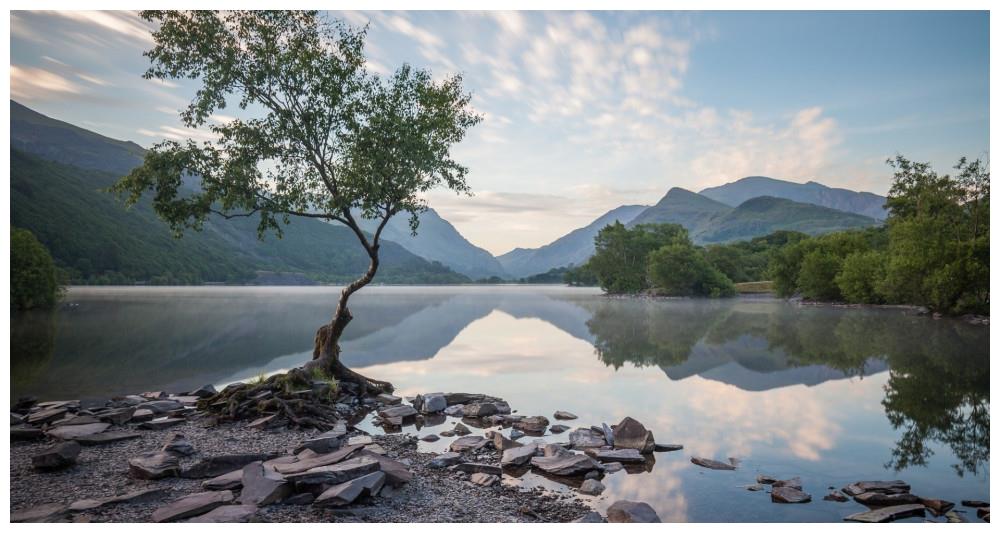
xmin=10 ymin=10 xmax=989 ymax=254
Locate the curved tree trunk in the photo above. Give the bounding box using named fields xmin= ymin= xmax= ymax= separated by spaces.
xmin=305 ymin=251 xmax=394 ymax=395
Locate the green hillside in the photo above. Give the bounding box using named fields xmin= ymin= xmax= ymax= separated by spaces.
xmin=694 ymin=196 xmax=879 ymax=243
xmin=11 ymin=149 xmax=468 ymax=285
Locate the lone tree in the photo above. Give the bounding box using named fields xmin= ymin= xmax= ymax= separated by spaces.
xmin=114 ymin=11 xmax=480 ymax=394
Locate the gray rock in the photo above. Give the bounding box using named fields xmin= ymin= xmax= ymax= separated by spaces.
xmin=542 ymin=443 xmax=573 ymax=457
xmin=162 ymin=433 xmax=195 ymax=456
xmin=449 ymin=436 xmax=488 ymax=452
xmin=574 ymin=511 xmax=606 ymax=523
xmin=32 ymin=441 xmax=81 ymax=471
xmin=443 ymin=404 xmax=464 ymax=417
xmin=376 ymin=393 xmax=401 ymax=405
xmin=131 ymin=409 xmax=155 ymax=422
xmin=428 ymin=452 xmax=463 ymax=469
xmin=420 ymin=434 xmax=440 ymax=442
xmin=347 ymin=435 xmax=373 ymax=446
xmin=771 ymin=486 xmax=812 ymax=503
xmin=569 ymin=428 xmax=606 ymax=449
xmin=470 ymin=472 xmax=499 ymax=487
xmin=549 ymin=424 xmax=569 ymax=434
xmin=463 ymin=403 xmax=499 ymax=417
xmin=129 ymin=451 xmax=180 ymax=479
xmin=773 ymin=477 xmax=802 ymax=490
xmin=452 ymin=422 xmax=472 ymax=436
xmin=51 ymin=414 xmax=101 ymax=426
xmin=187 ymin=504 xmax=257 ymax=523
xmin=203 ymin=469 xmax=244 ymax=491
xmin=183 ymin=453 xmax=281 ymax=478
xmin=240 ymin=461 xmax=291 ymax=506
xmin=604 ymin=462 xmax=624 ymax=473
xmin=419 ymin=393 xmax=447 ymax=414
xmin=513 ymin=415 xmax=549 ymax=433
xmin=607 ymin=500 xmax=661 ymax=523
xmin=455 ymin=463 xmax=502 ymax=476
xmin=490 ymin=432 xmax=520 ymax=450
xmin=601 ymin=423 xmax=614 ymax=445
xmin=854 ymin=492 xmax=920 ymax=506
xmin=284 ymin=456 xmax=380 ymax=487
xmin=553 ymin=410 xmax=578 ymax=420
xmin=314 ymin=471 xmax=386 ymax=507
xmin=579 ymin=478 xmax=606 ymax=495
xmin=824 ymin=491 xmax=849 ymax=502
xmin=11 ymin=502 xmax=70 ymax=523
xmin=592 ymin=448 xmax=645 ymax=463
xmin=842 ymin=480 xmax=911 ymax=496
xmin=501 ymin=445 xmax=538 ymax=467
xmin=294 ymin=423 xmax=347 ymax=454
xmin=47 ymin=422 xmax=110 ymax=440
xmin=138 ymin=400 xmax=183 ymax=414
xmin=69 ymin=487 xmax=167 ymax=512
xmin=844 ymin=504 xmax=926 ymax=523
xmin=378 ymin=405 xmax=417 ymax=426
xmin=188 ymin=384 xmax=218 ymax=399
xmin=357 ymin=450 xmax=413 ymax=486
xmin=612 ymin=417 xmax=655 ymax=453
xmin=11 ymin=425 xmax=44 ymax=440
xmin=691 ymin=457 xmax=736 ymax=470
xmin=73 ymin=431 xmax=142 ymax=445
xmin=509 ymin=429 xmax=525 ymax=440
xmin=139 ymin=418 xmax=186 ymax=431
xmin=152 ymin=490 xmax=235 ymax=522
xmin=530 ymin=453 xmax=603 ymax=476
xmin=27 ymin=407 xmax=68 ymax=425
xmin=98 ymin=407 xmax=135 ymax=425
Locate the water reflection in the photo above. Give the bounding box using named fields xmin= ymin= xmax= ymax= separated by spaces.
xmin=11 ymin=286 xmax=989 ymax=521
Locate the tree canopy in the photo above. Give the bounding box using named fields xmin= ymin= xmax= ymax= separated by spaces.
xmin=11 ymin=227 xmax=61 ymax=310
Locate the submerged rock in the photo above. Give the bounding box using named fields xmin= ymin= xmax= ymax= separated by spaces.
xmin=690 ymin=457 xmax=736 ymax=470
xmin=607 ymin=500 xmax=661 ymax=523
xmin=844 ymin=504 xmax=925 ymax=523
xmin=824 ymin=491 xmax=849 ymax=502
xmin=771 ymin=486 xmax=812 ymax=504
xmin=842 ymin=480 xmax=910 ymax=497
xmin=553 ymin=411 xmax=578 ymax=420
xmin=854 ymin=492 xmax=920 ymax=507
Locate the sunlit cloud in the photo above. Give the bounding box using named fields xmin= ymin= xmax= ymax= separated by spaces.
xmin=41 ymin=10 xmax=154 ymax=44
xmin=10 ymin=65 xmax=82 ymax=101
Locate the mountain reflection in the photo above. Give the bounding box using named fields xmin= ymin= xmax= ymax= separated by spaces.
xmin=11 ymin=287 xmax=988 ymax=477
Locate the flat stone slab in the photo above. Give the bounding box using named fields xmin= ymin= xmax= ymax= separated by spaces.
xmin=162 ymin=433 xmax=195 ymax=456
xmin=295 ymin=423 xmax=347 ymax=454
xmin=130 ymin=451 xmax=180 ymax=479
xmin=12 ymin=502 xmax=70 ymax=523
xmin=513 ymin=416 xmax=549 ymax=433
xmin=691 ymin=457 xmax=736 ymax=470
xmin=70 ymin=487 xmax=167 ymax=512
xmin=47 ymin=422 xmax=110 ymax=440
xmin=854 ymin=492 xmax=920 ymax=506
xmin=314 ymin=471 xmax=386 ymax=507
xmin=239 ymin=461 xmax=291 ymax=506
xmin=842 ymin=480 xmax=910 ymax=496
xmin=187 ymin=504 xmax=258 ymax=523
xmin=139 ymin=418 xmax=186 ymax=431
xmin=607 ymin=500 xmax=661 ymax=523
xmin=428 ymin=452 xmax=463 ymax=469
xmin=152 ymin=490 xmax=235 ymax=522
xmin=592 ymin=448 xmax=645 ymax=463
xmin=378 ymin=405 xmax=417 ymax=426
xmin=530 ymin=453 xmax=602 ymax=476
xmin=203 ymin=469 xmax=244 ymax=491
xmin=454 ymin=463 xmax=502 ymax=476
xmin=274 ymin=445 xmax=362 ymax=475
xmin=501 ymin=444 xmax=538 ymax=468
xmin=74 ymin=431 xmax=142 ymax=445
xmin=357 ymin=450 xmax=413 ymax=486
xmin=182 ymin=453 xmax=280 ymax=478
xmin=285 ymin=456 xmax=380 ymax=487
xmin=27 ymin=407 xmax=68 ymax=425
xmin=449 ymin=436 xmax=488 ymax=452
xmin=844 ymin=504 xmax=926 ymax=523
xmin=772 ymin=486 xmax=812 ymax=503
xmin=470 ymin=472 xmax=499 ymax=487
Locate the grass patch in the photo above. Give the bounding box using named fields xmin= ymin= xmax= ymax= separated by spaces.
xmin=735 ymin=281 xmax=775 ymax=294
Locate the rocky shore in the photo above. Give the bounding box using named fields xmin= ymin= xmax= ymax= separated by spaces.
xmin=10 ymin=388 xmax=990 ymax=523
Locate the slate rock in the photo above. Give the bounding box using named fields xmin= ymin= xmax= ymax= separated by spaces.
xmin=824 ymin=490 xmax=849 ymax=502
xmin=274 ymin=445 xmax=361 ymax=475
xmin=420 ymin=434 xmax=440 ymax=442
xmin=455 ymin=463 xmax=502 ymax=475
xmin=449 ymin=436 xmax=488 ymax=452
xmin=51 ymin=414 xmax=101 ymax=426
xmin=285 ymin=456 xmax=380 ymax=487
xmin=549 ymin=424 xmax=569 ymax=434
xmin=11 ymin=425 xmax=44 ymax=440
xmin=607 ymin=500 xmax=661 ymax=523
xmin=501 ymin=445 xmax=538 ymax=467
xmin=842 ymin=480 xmax=910 ymax=496
xmin=604 ymin=462 xmax=624 ymax=473
xmin=98 ymin=407 xmax=135 ymax=425
xmin=553 ymin=410 xmax=578 ymax=420
xmin=470 ymin=472 xmax=499 ymax=487
xmin=282 ymin=493 xmax=315 ymax=505
xmin=27 ymin=407 xmax=68 ymax=425
xmin=376 ymin=393 xmax=401 ymax=405
xmin=162 ymin=433 xmax=196 ymax=456
xmin=73 ymin=431 xmax=142 ymax=445
xmin=129 ymin=451 xmax=180 ymax=479
xmin=314 ymin=471 xmax=386 ymax=507
xmin=428 ymin=452 xmax=463 ymax=469
xmin=452 ymin=422 xmax=472 ymax=436
xmin=47 ymin=422 xmax=110 ymax=440
xmin=139 ymin=418 xmax=185 ymax=431
xmin=419 ymin=393 xmax=447 ymax=414
xmin=513 ymin=416 xmax=549 ymax=433
xmin=152 ymin=490 xmax=235 ymax=522
xmin=188 ymin=384 xmax=218 ymax=399
xmin=295 ymin=423 xmax=347 ymax=454
xmin=69 ymin=487 xmax=167 ymax=512
xmin=187 ymin=504 xmax=257 ymax=523
xmin=203 ymin=469 xmax=243 ymax=491
xmin=12 ymin=502 xmax=70 ymax=523
xmin=757 ymin=474 xmax=779 ymax=484
xmin=530 ymin=453 xmax=602 ymax=476
xmin=579 ymin=478 xmax=606 ymax=495
xmin=612 ymin=417 xmax=655 ymax=453
xmin=691 ymin=457 xmax=736 ymax=470
xmin=182 ymin=453 xmax=280 ymax=478
xmin=592 ymin=448 xmax=645 ymax=463
xmin=854 ymin=491 xmax=920 ymax=507
xmin=920 ymin=498 xmax=955 ymax=515
xmin=961 ymin=500 xmax=989 ymax=508
xmin=574 ymin=511 xmax=606 ymax=523
xmin=240 ymin=461 xmax=291 ymax=506
xmin=844 ymin=504 xmax=926 ymax=523
xmin=131 ymin=409 xmax=155 ymax=423
xmin=357 ymin=450 xmax=414 ymax=486
xmin=32 ymin=441 xmax=81 ymax=471
xmin=772 ymin=486 xmax=812 ymax=503
xmin=378 ymin=405 xmax=417 ymax=426
xmin=773 ymin=477 xmax=802 ymax=490
xmin=248 ymin=414 xmax=283 ymax=430
xmin=137 ymin=400 xmax=183 ymax=414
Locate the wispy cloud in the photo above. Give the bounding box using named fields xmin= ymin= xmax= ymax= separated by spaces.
xmin=10 ymin=65 xmax=82 ymax=100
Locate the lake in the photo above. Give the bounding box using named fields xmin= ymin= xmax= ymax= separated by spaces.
xmin=11 ymin=285 xmax=989 ymax=522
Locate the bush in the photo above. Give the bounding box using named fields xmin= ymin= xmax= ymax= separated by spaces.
xmin=797 ymin=250 xmax=843 ymax=301
xmin=11 ymin=228 xmax=62 ymax=310
xmin=647 ymin=244 xmax=735 ymax=297
xmin=836 ymin=250 xmax=887 ymax=303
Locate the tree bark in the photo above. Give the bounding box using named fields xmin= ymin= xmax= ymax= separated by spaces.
xmin=305 ymin=247 xmax=394 ymax=395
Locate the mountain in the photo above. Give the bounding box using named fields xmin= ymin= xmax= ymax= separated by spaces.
xmin=355 ymin=208 xmax=506 ymax=280
xmin=10 ymin=102 xmax=470 ymax=285
xmin=700 ymin=175 xmax=888 ymax=220
xmin=497 ymin=204 xmax=648 ymax=278
xmin=693 ymin=196 xmax=879 ymax=243
xmin=627 ymin=187 xmax=732 ymax=228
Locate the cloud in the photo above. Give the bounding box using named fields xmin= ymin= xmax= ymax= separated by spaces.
xmin=382 ymin=14 xmax=442 ymax=48
xmin=42 ymin=10 xmax=154 ymax=44
xmin=10 ymin=65 xmax=82 ymax=101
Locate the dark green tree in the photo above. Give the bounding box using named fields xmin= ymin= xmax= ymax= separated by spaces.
xmin=112 ymin=11 xmax=480 ymax=392
xmin=586 ymin=222 xmax=688 ymax=293
xmin=11 ymin=228 xmax=61 ymax=310
xmin=647 ymin=243 xmax=735 ymax=297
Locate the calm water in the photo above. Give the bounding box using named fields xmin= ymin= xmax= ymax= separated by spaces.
xmin=12 ymin=286 xmax=989 ymax=522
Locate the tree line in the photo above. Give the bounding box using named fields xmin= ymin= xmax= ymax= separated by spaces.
xmin=568 ymin=155 xmax=989 ymax=315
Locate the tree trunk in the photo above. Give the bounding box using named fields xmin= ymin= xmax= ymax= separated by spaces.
xmin=305 ymin=250 xmax=394 ymax=395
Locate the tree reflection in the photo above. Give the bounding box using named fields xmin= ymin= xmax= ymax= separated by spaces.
xmin=584 ymin=299 xmax=989 ymax=477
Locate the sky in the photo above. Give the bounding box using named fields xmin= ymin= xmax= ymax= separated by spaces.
xmin=9 ymin=10 xmax=990 ymax=255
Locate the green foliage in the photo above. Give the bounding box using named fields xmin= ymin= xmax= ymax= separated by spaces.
xmin=563 ymin=264 xmax=598 ymax=287
xmin=705 ymin=230 xmax=809 ymax=283
xmin=519 ymin=266 xmax=573 ymax=284
xmin=586 ymin=222 xmax=689 ymax=293
xmin=796 ymin=250 xmax=844 ymax=301
xmin=647 ymin=244 xmax=735 ymax=297
xmin=11 ymin=227 xmax=62 ymax=310
xmin=836 ymin=251 xmax=887 ymax=304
